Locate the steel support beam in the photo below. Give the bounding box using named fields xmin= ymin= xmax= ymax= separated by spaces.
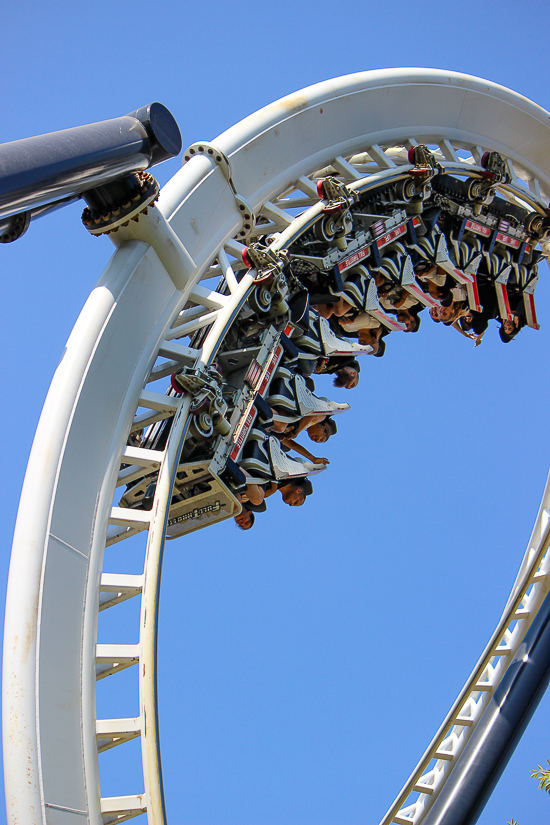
xmin=0 ymin=102 xmax=181 ymax=222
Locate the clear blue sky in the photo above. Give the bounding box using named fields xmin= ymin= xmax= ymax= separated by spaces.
xmin=2 ymin=2 xmax=550 ymax=823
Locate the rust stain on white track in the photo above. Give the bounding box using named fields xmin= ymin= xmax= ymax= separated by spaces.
xmin=14 ymin=590 xmax=38 ymax=666
xmin=265 ymin=93 xmax=310 ymax=119
xmin=7 ymin=671 xmax=39 ymax=823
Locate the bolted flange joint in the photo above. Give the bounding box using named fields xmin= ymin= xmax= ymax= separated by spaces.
xmin=82 ymin=171 xmax=160 ymax=236
xmin=0 ymin=211 xmax=31 ymax=244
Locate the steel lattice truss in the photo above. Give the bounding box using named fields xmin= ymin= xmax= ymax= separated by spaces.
xmin=4 ymin=69 xmax=550 ymax=825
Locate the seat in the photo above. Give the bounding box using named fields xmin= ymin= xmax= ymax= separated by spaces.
xmin=522 ymin=267 xmax=541 ymax=330
xmin=412 ymin=227 xmax=475 ymax=287
xmin=364 ymin=279 xmax=406 ymax=331
xmin=495 ymin=266 xmax=513 ymax=321
xmin=268 ymin=437 xmax=326 ymax=480
xmin=239 ymin=426 xmax=274 ymax=481
xmin=288 ymin=290 xmax=311 ymax=334
xmin=317 ymin=316 xmax=372 ymax=356
xmin=265 ymin=366 xmax=299 ymax=415
xmin=398 ymin=252 xmax=439 ymax=309
xmin=292 ymin=310 xmax=323 ymax=357
xmin=451 ymin=236 xmax=483 ymax=312
xmin=340 ymin=264 xmax=371 ymax=312
xmin=482 ymin=250 xmax=514 ymax=321
xmin=293 ymin=374 xmax=351 ymax=418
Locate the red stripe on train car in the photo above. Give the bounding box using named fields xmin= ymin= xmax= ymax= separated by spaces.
xmin=376 ymin=223 xmax=407 ymax=249
xmin=338 ymin=244 xmax=371 ymax=272
xmin=496 ymin=231 xmax=521 ymax=249
xmin=465 ymin=219 xmax=491 ymax=237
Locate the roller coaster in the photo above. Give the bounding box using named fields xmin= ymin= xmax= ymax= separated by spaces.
xmin=3 ymin=69 xmax=550 ymax=825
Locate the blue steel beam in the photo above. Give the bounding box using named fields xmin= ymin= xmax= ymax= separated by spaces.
xmin=0 ymin=102 xmax=181 ymax=223
xmin=423 ymin=588 xmax=550 ymax=825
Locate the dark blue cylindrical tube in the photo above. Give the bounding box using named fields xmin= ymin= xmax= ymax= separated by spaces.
xmin=0 ymin=102 xmax=181 ymax=220
xmin=423 ymin=589 xmax=550 ymax=825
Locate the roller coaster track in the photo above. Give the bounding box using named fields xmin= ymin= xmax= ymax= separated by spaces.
xmin=4 ymin=69 xmax=550 ymax=825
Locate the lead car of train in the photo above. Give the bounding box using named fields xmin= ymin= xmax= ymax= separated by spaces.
xmin=111 ymin=147 xmax=546 ymax=541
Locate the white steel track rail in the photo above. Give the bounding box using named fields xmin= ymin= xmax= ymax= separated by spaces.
xmin=380 ymin=476 xmax=550 ymax=825
xmin=4 ymin=69 xmax=550 ymax=825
